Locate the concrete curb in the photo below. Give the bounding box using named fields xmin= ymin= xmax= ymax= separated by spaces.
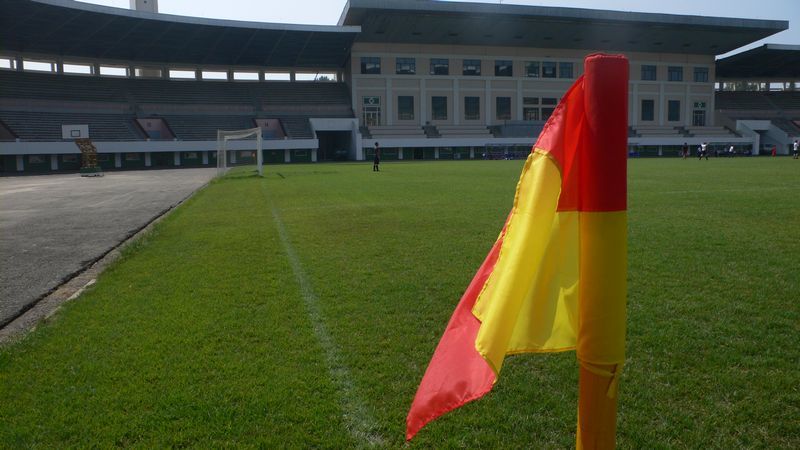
xmin=0 ymin=179 xmax=212 ymax=346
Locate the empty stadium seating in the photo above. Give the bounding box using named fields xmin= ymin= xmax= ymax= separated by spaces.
xmin=436 ymin=125 xmax=492 ymax=138
xmin=771 ymin=118 xmax=800 ymax=136
xmin=632 ymin=125 xmax=683 ymax=136
xmin=279 ymin=118 xmax=314 ymax=139
xmin=0 ymin=110 xmax=139 ymax=141
xmin=368 ymin=125 xmax=425 ymax=138
xmin=0 ymin=70 xmax=354 ymax=142
xmin=492 ymin=121 xmax=545 ymax=138
xmin=765 ymin=92 xmax=800 ymax=110
xmin=0 ymin=70 xmax=351 ymax=108
xmin=685 ymin=126 xmax=735 ymax=137
xmin=155 ymin=115 xmax=256 ymax=141
xmin=715 ymin=91 xmax=776 ymax=110
xmin=716 ymin=91 xmax=800 ymax=112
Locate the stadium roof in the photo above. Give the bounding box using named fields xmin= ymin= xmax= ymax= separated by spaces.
xmin=716 ymin=44 xmax=800 ymax=80
xmin=339 ymin=0 xmax=788 ymax=56
xmin=0 ymin=0 xmax=360 ymax=68
xmin=0 ymin=0 xmax=789 ymax=68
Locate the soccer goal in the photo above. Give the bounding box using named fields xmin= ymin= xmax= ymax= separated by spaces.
xmin=216 ymin=127 xmax=263 ymax=177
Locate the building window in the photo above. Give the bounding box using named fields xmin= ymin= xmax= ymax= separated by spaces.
xmin=524 ymin=62 xmax=540 ymax=77
xmin=641 ymin=99 xmax=655 ymax=121
xmin=667 ymin=100 xmax=681 ymax=122
xmin=363 ymin=96 xmax=381 ymax=126
xmin=432 ymin=96 xmax=448 ymax=120
xmin=398 ymin=96 xmax=414 ymax=120
xmin=232 ymin=71 xmax=258 ymax=81
xmin=430 ymin=58 xmax=449 ymax=75
xmin=463 ymin=59 xmax=481 ymax=76
xmin=396 ymin=58 xmax=416 ymax=75
xmin=559 ymin=62 xmax=574 ymax=79
xmin=542 ymin=61 xmax=557 ymax=78
xmin=541 ymin=98 xmax=558 ymax=106
xmin=694 ymin=67 xmax=709 ymax=83
xmin=495 ymin=60 xmax=512 ymax=77
xmin=523 ymin=97 xmax=539 ymax=120
xmin=464 ymin=96 xmax=480 ymax=120
xmin=641 ymin=65 xmax=657 ymax=81
xmin=692 ymin=101 xmax=707 ymax=126
xmin=360 ymin=57 xmax=381 ymax=74
xmin=668 ymin=66 xmax=683 ymax=82
xmin=496 ymin=97 xmax=511 ymax=120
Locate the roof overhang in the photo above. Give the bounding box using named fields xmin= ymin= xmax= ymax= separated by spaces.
xmin=0 ymin=0 xmax=360 ymax=68
xmin=716 ymin=44 xmax=800 ymax=80
xmin=339 ymin=0 xmax=787 ymax=56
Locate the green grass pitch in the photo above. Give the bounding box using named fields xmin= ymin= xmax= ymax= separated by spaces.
xmin=1 ymin=158 xmax=798 ymax=448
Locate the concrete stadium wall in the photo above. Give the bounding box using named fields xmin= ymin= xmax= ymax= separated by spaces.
xmin=349 ymin=43 xmax=716 ymax=129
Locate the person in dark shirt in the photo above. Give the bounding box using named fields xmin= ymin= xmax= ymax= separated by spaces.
xmin=373 ymin=142 xmax=381 ymax=171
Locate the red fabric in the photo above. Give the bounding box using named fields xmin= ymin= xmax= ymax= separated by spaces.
xmin=405 ymin=54 xmax=629 ymax=440
xmin=405 ymin=225 xmax=505 ymax=440
xmin=535 ymin=54 xmax=628 ymax=213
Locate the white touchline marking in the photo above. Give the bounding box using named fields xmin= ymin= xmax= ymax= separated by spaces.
xmin=262 ymin=185 xmax=385 ymax=446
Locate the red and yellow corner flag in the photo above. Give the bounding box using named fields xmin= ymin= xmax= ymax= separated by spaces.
xmin=406 ymin=54 xmax=628 ymax=448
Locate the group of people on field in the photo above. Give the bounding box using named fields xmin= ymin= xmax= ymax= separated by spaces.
xmin=680 ymin=140 xmax=799 ymax=159
xmin=370 ymin=139 xmax=798 ymax=168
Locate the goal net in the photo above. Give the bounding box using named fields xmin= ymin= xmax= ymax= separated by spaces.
xmin=216 ymin=127 xmax=263 ymax=177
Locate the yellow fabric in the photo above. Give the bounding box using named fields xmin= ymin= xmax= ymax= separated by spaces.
xmin=471 ymin=154 xmax=627 ymax=377
xmin=472 ymin=152 xmax=578 ymax=374
xmin=577 ymin=212 xmax=627 ymax=366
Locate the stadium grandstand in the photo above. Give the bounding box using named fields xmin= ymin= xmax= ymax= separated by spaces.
xmin=0 ymin=0 xmax=790 ymax=173
xmin=714 ymin=44 xmax=800 ymax=155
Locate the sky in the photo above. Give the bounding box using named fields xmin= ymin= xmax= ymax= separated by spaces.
xmin=77 ymin=0 xmax=800 ymax=58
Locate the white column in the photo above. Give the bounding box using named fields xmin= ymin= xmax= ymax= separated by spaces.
xmin=420 ymin=79 xmax=427 ymax=126
xmin=685 ymin=84 xmax=692 ymax=127
xmin=707 ymin=85 xmax=716 ymax=127
xmin=386 ymin=78 xmax=393 ymax=126
xmin=398 ymin=147 xmax=404 ymax=160
xmin=631 ymin=83 xmax=639 ymax=126
xmin=202 ymin=151 xmax=208 ymax=165
xmin=16 ymin=155 xmax=23 ymax=171
xmin=50 ymin=154 xmax=58 ymax=171
xmin=453 ymin=78 xmax=460 ymax=125
xmin=351 ymin=78 xmax=359 ymax=125
xmin=311 ymin=149 xmax=318 ymax=162
xmin=173 ymin=151 xmax=181 ymax=166
xmin=470 ymin=147 xmax=475 ymax=159
xmin=114 ymin=153 xmax=122 ymax=168
xmin=658 ymin=82 xmax=665 ymax=126
xmin=485 ymin=80 xmax=492 ymax=125
xmin=231 ymin=151 xmax=237 ymax=164
xmin=516 ymin=79 xmax=523 ymax=121
xmin=284 ymin=149 xmax=291 ymax=163
xmin=434 ymin=148 xmax=440 ymax=159
xmin=145 ymin=152 xmax=152 ymax=167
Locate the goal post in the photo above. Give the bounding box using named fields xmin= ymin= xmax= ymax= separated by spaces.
xmin=216 ymin=127 xmax=263 ymax=177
